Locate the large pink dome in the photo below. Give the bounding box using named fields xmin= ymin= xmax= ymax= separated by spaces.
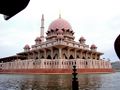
xmin=48 ymin=18 xmax=72 ymax=31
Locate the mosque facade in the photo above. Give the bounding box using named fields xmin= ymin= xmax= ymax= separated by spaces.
xmin=0 ymin=15 xmax=113 ymax=74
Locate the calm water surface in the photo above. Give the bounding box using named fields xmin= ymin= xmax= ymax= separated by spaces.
xmin=0 ymin=72 xmax=120 ymax=90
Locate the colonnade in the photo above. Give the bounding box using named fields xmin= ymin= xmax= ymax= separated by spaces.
xmin=22 ymin=47 xmax=100 ymax=60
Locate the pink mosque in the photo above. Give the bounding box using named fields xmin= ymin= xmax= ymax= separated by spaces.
xmin=0 ymin=15 xmax=113 ymax=74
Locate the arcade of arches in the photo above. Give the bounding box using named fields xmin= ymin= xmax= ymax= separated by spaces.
xmin=25 ymin=47 xmax=100 ymax=60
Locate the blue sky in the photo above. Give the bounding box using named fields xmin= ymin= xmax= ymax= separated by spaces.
xmin=0 ymin=0 xmax=120 ymax=62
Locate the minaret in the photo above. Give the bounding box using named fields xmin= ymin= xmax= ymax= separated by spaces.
xmin=40 ymin=14 xmax=44 ymax=42
xmin=59 ymin=10 xmax=61 ymax=19
xmin=59 ymin=13 xmax=61 ymax=19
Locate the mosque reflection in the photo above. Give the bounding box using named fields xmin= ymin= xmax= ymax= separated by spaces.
xmin=19 ymin=75 xmax=72 ymax=90
xmin=17 ymin=74 xmax=102 ymax=90
xmin=78 ymin=74 xmax=102 ymax=90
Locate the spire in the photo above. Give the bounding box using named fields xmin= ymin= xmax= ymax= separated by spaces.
xmin=41 ymin=14 xmax=44 ymax=28
xmin=41 ymin=14 xmax=44 ymax=21
xmin=40 ymin=14 xmax=44 ymax=42
xmin=59 ymin=13 xmax=61 ymax=19
xmin=59 ymin=10 xmax=61 ymax=19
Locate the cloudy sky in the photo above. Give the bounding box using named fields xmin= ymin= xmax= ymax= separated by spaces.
xmin=0 ymin=0 xmax=119 ymax=62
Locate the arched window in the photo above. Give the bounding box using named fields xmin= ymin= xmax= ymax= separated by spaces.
xmin=82 ymin=56 xmax=85 ymax=59
xmin=47 ymin=55 xmax=52 ymax=59
xmin=53 ymin=54 xmax=58 ymax=59
xmin=69 ymin=55 xmax=74 ymax=59
xmin=63 ymin=53 xmax=67 ymax=59
xmin=77 ymin=55 xmax=79 ymax=58
xmin=88 ymin=57 xmax=90 ymax=59
xmin=41 ymin=56 xmax=44 ymax=59
xmin=36 ymin=57 xmax=38 ymax=59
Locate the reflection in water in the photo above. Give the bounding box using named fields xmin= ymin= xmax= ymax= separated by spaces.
xmin=19 ymin=75 xmax=71 ymax=90
xmin=0 ymin=72 xmax=120 ymax=90
xmin=79 ymin=74 xmax=102 ymax=90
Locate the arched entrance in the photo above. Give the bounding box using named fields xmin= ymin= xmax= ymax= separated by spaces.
xmin=53 ymin=54 xmax=58 ymax=59
xmin=63 ymin=53 xmax=67 ymax=59
xmin=77 ymin=55 xmax=79 ymax=58
xmin=47 ymin=55 xmax=52 ymax=59
xmin=41 ymin=56 xmax=44 ymax=59
xmin=69 ymin=55 xmax=74 ymax=59
xmin=82 ymin=56 xmax=85 ymax=59
xmin=36 ymin=57 xmax=38 ymax=59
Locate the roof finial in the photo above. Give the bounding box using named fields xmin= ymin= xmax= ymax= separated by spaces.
xmin=40 ymin=14 xmax=44 ymax=42
xmin=59 ymin=10 xmax=61 ymax=19
xmin=41 ymin=14 xmax=44 ymax=20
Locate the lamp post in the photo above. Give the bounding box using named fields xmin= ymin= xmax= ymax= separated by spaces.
xmin=72 ymin=65 xmax=79 ymax=90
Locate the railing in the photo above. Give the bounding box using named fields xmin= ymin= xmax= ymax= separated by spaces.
xmin=32 ymin=40 xmax=89 ymax=50
xmin=0 ymin=59 xmax=112 ymax=70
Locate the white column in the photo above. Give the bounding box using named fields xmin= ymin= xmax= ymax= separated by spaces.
xmin=32 ymin=52 xmax=35 ymax=59
xmin=74 ymin=49 xmax=77 ymax=59
xmin=67 ymin=48 xmax=70 ymax=59
xmin=85 ymin=52 xmax=88 ymax=59
xmin=59 ymin=48 xmax=62 ymax=59
xmin=91 ymin=53 xmax=93 ymax=59
xmin=95 ymin=54 xmax=97 ymax=60
xmin=80 ymin=50 xmax=82 ymax=59
xmin=44 ymin=49 xmax=47 ymax=59
xmin=38 ymin=50 xmax=40 ymax=59
xmin=51 ymin=48 xmax=53 ymax=60
xmin=27 ymin=53 xmax=30 ymax=59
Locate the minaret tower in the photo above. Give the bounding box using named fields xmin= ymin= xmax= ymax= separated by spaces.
xmin=40 ymin=14 xmax=44 ymax=42
xmin=59 ymin=13 xmax=61 ymax=18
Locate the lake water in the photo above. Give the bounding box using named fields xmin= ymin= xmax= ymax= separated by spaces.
xmin=0 ymin=72 xmax=120 ymax=90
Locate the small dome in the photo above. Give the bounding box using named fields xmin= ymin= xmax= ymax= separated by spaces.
xmin=24 ymin=44 xmax=30 ymax=49
xmin=35 ymin=37 xmax=41 ymax=41
xmin=48 ymin=18 xmax=72 ymax=31
xmin=79 ymin=36 xmax=86 ymax=41
xmin=57 ymin=29 xmax=63 ymax=34
xmin=90 ymin=44 xmax=97 ymax=48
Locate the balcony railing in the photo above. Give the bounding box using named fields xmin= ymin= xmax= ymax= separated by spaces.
xmin=0 ymin=59 xmax=112 ymax=70
xmin=32 ymin=40 xmax=89 ymax=50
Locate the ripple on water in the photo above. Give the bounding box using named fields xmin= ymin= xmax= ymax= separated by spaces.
xmin=0 ymin=72 xmax=119 ymax=90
